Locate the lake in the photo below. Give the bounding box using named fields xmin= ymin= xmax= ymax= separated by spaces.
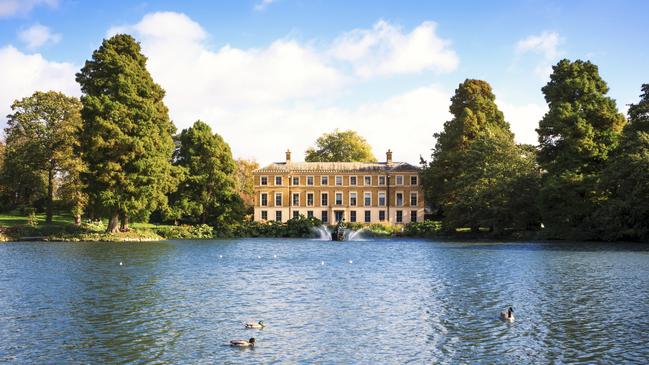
xmin=1 ymin=238 xmax=648 ymax=364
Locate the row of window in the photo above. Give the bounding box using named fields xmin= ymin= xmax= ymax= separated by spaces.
xmin=259 ymin=210 xmax=418 ymax=223
xmin=260 ymin=191 xmax=418 ymax=207
xmin=259 ymin=174 xmax=418 ymax=187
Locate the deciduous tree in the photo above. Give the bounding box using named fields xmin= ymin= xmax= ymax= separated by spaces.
xmin=595 ymin=84 xmax=649 ymax=240
xmin=169 ymin=120 xmax=244 ymax=228
xmin=305 ymin=129 xmax=376 ymax=162
xmin=4 ymin=91 xmax=83 ymax=223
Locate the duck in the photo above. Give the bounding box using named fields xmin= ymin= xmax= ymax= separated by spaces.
xmin=245 ymin=320 xmax=265 ymax=329
xmin=500 ymin=307 xmax=515 ymax=322
xmin=230 ymin=337 xmax=255 ymax=347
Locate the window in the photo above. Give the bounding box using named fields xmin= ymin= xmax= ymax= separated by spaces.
xmin=292 ymin=176 xmax=299 ymax=186
xmin=410 ymin=175 xmax=418 ymax=185
xmin=364 ymin=176 xmax=372 ymax=186
xmin=307 ymin=210 xmax=314 ymax=218
xmin=322 ymin=211 xmax=328 ymax=223
xmin=335 ymin=192 xmax=343 ymax=205
xmin=275 ymin=176 xmax=282 ymax=185
xmin=275 ymin=211 xmax=282 ymax=222
xmin=410 ymin=192 xmax=418 ymax=206
xmin=307 ymin=176 xmax=314 ymax=186
xmin=378 ymin=176 xmax=386 ymax=185
xmin=293 ymin=211 xmax=300 ymax=219
xmin=350 ymin=192 xmax=357 ymax=206
xmin=275 ymin=192 xmax=282 ymax=206
xmin=335 ymin=176 xmax=343 ymax=186
xmin=350 ymin=176 xmax=357 ymax=185
xmin=378 ymin=192 xmax=386 ymax=206
xmin=292 ymin=192 xmax=300 ymax=206
xmin=307 ymin=193 xmax=314 ymax=207
xmin=261 ymin=176 xmax=268 ymax=186
xmin=396 ymin=192 xmax=404 ymax=207
xmin=260 ymin=193 xmax=268 ymax=207
xmin=350 ymin=211 xmax=357 ymax=223
xmin=364 ymin=210 xmax=371 ymax=223
xmin=379 ymin=210 xmax=386 ymax=221
xmin=363 ymin=192 xmax=371 ymax=206
xmin=261 ymin=210 xmax=268 ymax=220
xmin=396 ymin=210 xmax=403 ymax=223
xmin=334 ymin=210 xmax=344 ymax=222
xmin=321 ymin=192 xmax=328 ymax=206
xmin=410 ymin=210 xmax=417 ymax=222
xmin=396 ymin=175 xmax=404 ymax=185
xmin=321 ymin=176 xmax=329 ymax=185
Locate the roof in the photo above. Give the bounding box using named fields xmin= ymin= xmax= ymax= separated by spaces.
xmin=254 ymin=161 xmax=420 ymax=174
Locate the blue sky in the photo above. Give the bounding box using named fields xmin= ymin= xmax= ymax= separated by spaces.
xmin=1 ymin=0 xmax=647 ymax=163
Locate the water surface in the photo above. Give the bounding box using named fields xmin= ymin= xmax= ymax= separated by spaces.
xmin=1 ymin=238 xmax=648 ymax=364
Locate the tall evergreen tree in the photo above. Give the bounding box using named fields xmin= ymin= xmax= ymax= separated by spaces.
xmin=235 ymin=159 xmax=259 ymax=214
xmin=422 ymin=79 xmax=537 ymax=233
xmin=76 ymin=34 xmax=180 ymax=233
xmin=169 ymin=120 xmax=244 ymax=228
xmin=4 ymin=91 xmax=83 ymax=223
xmin=595 ymin=84 xmax=649 ymax=240
xmin=536 ymin=59 xmax=626 ymax=238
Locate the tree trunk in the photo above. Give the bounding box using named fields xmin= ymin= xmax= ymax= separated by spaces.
xmin=46 ymin=160 xmax=55 ymax=224
xmin=120 ymin=212 xmax=130 ymax=232
xmin=107 ymin=212 xmax=120 ymax=233
xmin=74 ymin=214 xmax=82 ymax=226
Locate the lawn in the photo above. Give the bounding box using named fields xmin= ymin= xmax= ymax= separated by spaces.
xmin=0 ymin=212 xmax=75 ymax=227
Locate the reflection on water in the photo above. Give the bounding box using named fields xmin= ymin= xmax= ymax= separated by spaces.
xmin=0 ymin=239 xmax=648 ymax=364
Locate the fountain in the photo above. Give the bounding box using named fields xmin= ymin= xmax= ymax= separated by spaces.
xmin=312 ymin=225 xmax=366 ymax=241
xmin=312 ymin=225 xmax=332 ymax=240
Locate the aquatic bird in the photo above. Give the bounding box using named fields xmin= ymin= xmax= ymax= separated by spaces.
xmin=245 ymin=320 xmax=266 ymax=329
xmin=321 ymin=261 xmax=324 ymax=265
xmin=230 ymin=337 xmax=255 ymax=347
xmin=119 ymin=262 xmax=123 ymax=266
xmin=273 ymin=254 xmax=277 ymax=258
xmin=500 ymin=307 xmax=515 ymax=322
xmin=257 ymin=255 xmax=261 ymax=259
xmin=219 ymin=255 xmax=223 ymax=258
xmin=349 ymin=260 xmax=353 ymax=264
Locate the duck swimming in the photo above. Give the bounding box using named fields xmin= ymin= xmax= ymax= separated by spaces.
xmin=245 ymin=320 xmax=265 ymax=329
xmin=500 ymin=307 xmax=514 ymax=322
xmin=230 ymin=338 xmax=255 ymax=347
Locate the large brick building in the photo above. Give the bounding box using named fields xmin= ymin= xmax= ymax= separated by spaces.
xmin=252 ymin=150 xmax=424 ymax=224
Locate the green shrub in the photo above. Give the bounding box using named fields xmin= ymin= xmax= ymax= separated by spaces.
xmin=234 ymin=216 xmax=321 ymax=238
xmin=153 ymin=224 xmax=215 ymax=239
xmin=403 ymin=220 xmax=442 ymax=236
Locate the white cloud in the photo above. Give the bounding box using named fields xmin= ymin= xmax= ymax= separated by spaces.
xmin=330 ymin=20 xmax=459 ymax=78
xmin=254 ymin=0 xmax=276 ymax=11
xmin=103 ymin=12 xmax=461 ymax=163
xmin=217 ymin=84 xmax=452 ymax=164
xmin=497 ymin=98 xmax=546 ymax=145
xmin=0 ymin=0 xmax=58 ymax=17
xmin=515 ymin=31 xmax=563 ymax=79
xmin=18 ymin=23 xmax=61 ymax=49
xmin=0 ymin=45 xmax=79 ymax=134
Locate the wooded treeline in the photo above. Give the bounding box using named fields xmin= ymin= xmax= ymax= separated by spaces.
xmin=0 ymin=34 xmax=255 ymax=233
xmin=0 ymin=34 xmax=647 ymax=241
xmin=422 ymin=61 xmax=648 ymax=241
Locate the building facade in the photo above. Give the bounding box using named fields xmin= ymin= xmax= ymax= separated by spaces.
xmin=252 ymin=150 xmax=425 ymax=224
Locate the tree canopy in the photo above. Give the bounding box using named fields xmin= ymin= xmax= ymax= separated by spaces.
xmin=536 ymin=59 xmax=626 ymax=238
xmin=595 ymin=84 xmax=649 ymax=240
xmin=3 ymin=91 xmax=83 ymax=223
xmin=168 ymin=120 xmax=244 ymax=228
xmin=305 ymin=129 xmax=376 ymax=162
xmin=423 ymin=79 xmax=539 ymax=233
xmin=76 ymin=34 xmax=180 ymax=232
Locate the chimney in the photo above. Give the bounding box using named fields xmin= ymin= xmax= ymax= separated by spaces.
xmin=386 ymin=149 xmax=393 ymax=164
xmin=285 ymin=149 xmax=292 ymax=163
